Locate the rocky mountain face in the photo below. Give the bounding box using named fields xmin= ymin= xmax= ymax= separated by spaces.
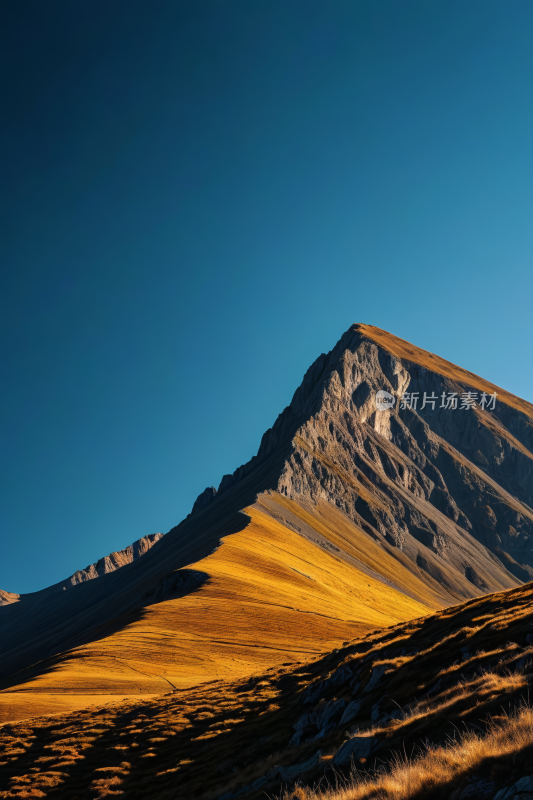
xmin=195 ymin=323 xmax=533 ymax=601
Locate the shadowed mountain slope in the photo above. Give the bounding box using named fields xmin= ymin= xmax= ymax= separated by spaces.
xmin=0 ymin=535 xmax=164 ymax=607
xmin=1 ymin=323 xmax=532 ymax=725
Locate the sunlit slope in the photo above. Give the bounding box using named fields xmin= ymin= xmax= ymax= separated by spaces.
xmin=0 ymin=506 xmax=430 ymax=723
xmin=257 ymin=492 xmax=459 ymax=608
xmin=0 ymin=451 xmax=286 ymax=694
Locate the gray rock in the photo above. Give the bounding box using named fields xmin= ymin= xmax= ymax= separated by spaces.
xmin=300 ymin=665 xmax=352 ymax=705
xmin=340 ymin=700 xmax=361 ymax=724
xmin=365 ymin=664 xmax=386 ymax=692
xmin=333 ymin=736 xmax=377 ymax=766
xmin=293 ymin=711 xmax=315 ymax=732
xmin=267 ymin=324 xmax=533 ymax=615
xmin=5 ymin=323 xmax=533 ymax=702
xmin=291 ymin=699 xmax=346 ymax=744
xmin=329 ymin=664 xmax=353 ymax=688
xmin=289 ymin=730 xmax=302 ymax=746
xmin=314 ymin=698 xmax=346 ymax=729
xmin=54 ymin=532 xmax=164 ymax=593
xmin=313 ymin=720 xmax=338 ymax=740
xmin=494 ymin=775 xmax=533 ymax=800
xmin=301 ymin=681 xmax=324 ymax=706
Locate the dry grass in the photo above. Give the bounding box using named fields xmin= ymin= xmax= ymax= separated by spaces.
xmin=264 ymin=494 xmax=450 ymax=610
xmin=389 ymin=667 xmax=529 ymax=733
xmin=2 ymin=568 xmax=533 ymax=798
xmin=279 ymin=703 xmax=533 ymax=799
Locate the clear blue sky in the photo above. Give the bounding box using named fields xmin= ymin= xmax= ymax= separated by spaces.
xmin=1 ymin=1 xmax=532 ymax=594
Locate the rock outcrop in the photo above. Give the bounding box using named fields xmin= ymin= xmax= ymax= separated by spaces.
xmin=53 ymin=532 xmax=164 ymax=592
xmin=191 ymin=486 xmax=217 ymax=514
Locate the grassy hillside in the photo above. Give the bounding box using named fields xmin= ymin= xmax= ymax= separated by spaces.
xmin=1 ymin=580 xmax=533 ymax=799
xmin=0 ymin=504 xmax=430 ymax=725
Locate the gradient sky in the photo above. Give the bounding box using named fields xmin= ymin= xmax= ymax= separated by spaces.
xmin=1 ymin=0 xmax=532 ymax=594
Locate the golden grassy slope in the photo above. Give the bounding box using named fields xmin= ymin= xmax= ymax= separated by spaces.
xmin=2 ymin=580 xmax=533 ymax=800
xmin=257 ymin=492 xmax=454 ymax=608
xmin=0 ymin=506 xmax=430 ymax=724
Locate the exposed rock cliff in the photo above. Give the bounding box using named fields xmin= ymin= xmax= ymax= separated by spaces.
xmin=202 ymin=323 xmax=533 ymax=598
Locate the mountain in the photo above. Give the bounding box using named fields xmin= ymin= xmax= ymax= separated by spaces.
xmin=1 ymin=323 xmax=533 ymax=728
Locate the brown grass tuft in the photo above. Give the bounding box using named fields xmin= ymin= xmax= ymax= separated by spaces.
xmin=279 ymin=704 xmax=533 ymax=800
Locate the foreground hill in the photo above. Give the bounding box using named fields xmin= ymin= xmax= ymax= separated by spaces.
xmin=1 ymin=323 xmax=533 ymax=725
xmin=2 ymin=579 xmax=533 ymax=799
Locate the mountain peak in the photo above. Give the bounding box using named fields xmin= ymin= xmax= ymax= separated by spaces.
xmin=194 ymin=323 xmax=533 ymax=605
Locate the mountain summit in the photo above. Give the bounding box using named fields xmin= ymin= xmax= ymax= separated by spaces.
xmin=1 ymin=323 xmax=532 ymax=724
xmin=195 ymin=322 xmax=533 ymax=600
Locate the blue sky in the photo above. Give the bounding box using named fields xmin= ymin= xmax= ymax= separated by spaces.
xmin=1 ymin=0 xmax=532 ymax=594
